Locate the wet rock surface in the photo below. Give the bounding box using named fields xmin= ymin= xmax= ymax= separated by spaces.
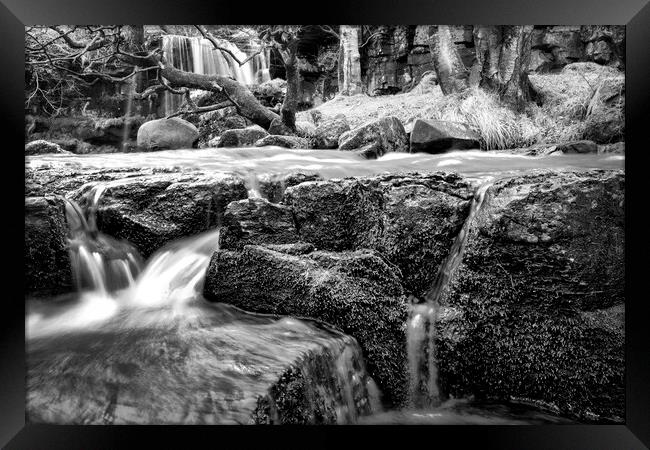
xmin=436 ymin=169 xmax=625 ymax=423
xmin=255 ymin=135 xmax=310 ymax=149
xmin=217 ymin=125 xmax=269 ymax=147
xmin=25 ymin=140 xmax=71 ymax=155
xmin=27 ymin=302 xmax=378 ymax=424
xmin=25 ymin=196 xmax=73 ymax=297
xmin=204 ymin=244 xmax=410 ymax=407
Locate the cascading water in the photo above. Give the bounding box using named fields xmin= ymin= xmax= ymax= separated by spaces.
xmin=407 ymin=181 xmax=493 ymax=407
xmin=161 ymin=34 xmax=270 ymax=116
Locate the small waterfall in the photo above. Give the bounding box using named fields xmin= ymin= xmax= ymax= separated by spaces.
xmin=161 ymin=34 xmax=270 ymax=116
xmin=407 ymin=181 xmax=493 ymax=407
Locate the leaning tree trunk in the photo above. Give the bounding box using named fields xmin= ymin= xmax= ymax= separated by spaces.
xmin=429 ymin=25 xmax=470 ymax=94
xmin=339 ymin=25 xmax=363 ymax=96
xmin=160 ymin=65 xmax=279 ymax=128
xmin=279 ymin=40 xmax=300 ymax=130
xmin=473 ymin=25 xmax=535 ymax=108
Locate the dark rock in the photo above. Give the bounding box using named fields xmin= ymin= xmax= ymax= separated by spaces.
xmin=204 ymin=244 xmax=409 ymax=406
xmin=197 ymin=108 xmax=248 ymax=148
xmin=437 ymin=169 xmax=625 ymax=422
xmin=136 ymin=117 xmax=199 ymax=151
xmin=219 ymin=198 xmax=299 ymax=250
xmin=311 ymin=115 xmax=350 ymax=149
xmin=258 ymin=172 xmax=323 ymax=203
xmin=409 ymin=119 xmax=481 ymax=153
xmin=25 ymin=196 xmax=73 ymax=297
xmin=255 ymin=135 xmax=310 ymax=149
xmin=338 ymin=116 xmax=408 ymax=157
xmin=25 ymin=140 xmax=70 ymax=155
xmin=283 ymin=173 xmax=475 ymax=297
xmin=77 ymin=174 xmax=248 ymax=258
xmin=217 ymin=125 xmax=269 ymax=148
xmin=283 ymin=178 xmax=384 ymax=251
xmin=555 ymin=140 xmax=598 ymax=154
xmin=353 ymin=143 xmax=384 ymax=159
xmin=268 ymin=117 xmax=294 ymax=136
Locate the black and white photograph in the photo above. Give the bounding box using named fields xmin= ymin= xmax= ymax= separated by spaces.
xmin=21 ymin=22 xmax=630 ymax=428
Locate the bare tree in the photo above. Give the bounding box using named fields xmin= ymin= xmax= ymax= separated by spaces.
xmin=338 ymin=25 xmax=363 ymax=96
xmin=429 ymin=25 xmax=470 ymax=94
xmin=25 ymin=25 xmax=279 ymax=128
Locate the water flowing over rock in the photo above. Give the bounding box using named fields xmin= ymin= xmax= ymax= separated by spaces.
xmin=217 ymin=125 xmax=269 ymax=147
xmin=338 ymin=116 xmax=408 ymax=157
xmin=204 ymin=244 xmax=410 ymax=407
xmin=136 ymin=117 xmax=199 ymax=151
xmin=25 ymin=197 xmax=74 ymax=297
xmin=311 ymin=114 xmax=351 ymax=149
xmin=435 ymin=169 xmax=625 ymax=422
xmin=255 ymin=135 xmax=310 ymax=149
xmin=409 ymin=119 xmax=481 ymax=154
xmin=71 ymin=174 xmax=249 ymax=258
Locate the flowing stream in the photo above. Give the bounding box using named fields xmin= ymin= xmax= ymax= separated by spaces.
xmin=25 ymin=148 xmax=623 ymax=424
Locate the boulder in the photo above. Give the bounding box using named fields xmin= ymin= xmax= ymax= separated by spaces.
xmin=136 ymin=117 xmax=199 ymax=151
xmin=311 ymin=115 xmax=351 ymax=149
xmin=268 ymin=117 xmax=294 ymax=136
xmin=555 ymin=140 xmax=598 ymax=154
xmin=218 ymin=125 xmax=269 ymax=148
xmin=436 ymin=169 xmax=625 ymax=422
xmin=338 ymin=116 xmax=408 ymax=157
xmin=71 ymin=174 xmax=248 ymax=258
xmin=283 ymin=173 xmax=475 ymax=296
xmin=25 ymin=196 xmax=73 ymax=297
xmin=409 ymin=119 xmax=481 ymax=153
xmin=255 ymin=135 xmax=310 ymax=149
xmin=584 ymin=77 xmax=625 ymax=144
xmin=598 ymin=142 xmax=625 ymax=154
xmin=197 ymin=108 xmax=248 ymax=147
xmin=25 ymin=140 xmax=70 ymax=156
xmin=204 ymin=244 xmax=410 ymax=407
xmin=219 ymin=198 xmax=299 ymax=250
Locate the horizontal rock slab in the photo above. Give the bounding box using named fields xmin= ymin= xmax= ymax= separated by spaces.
xmin=218 ymin=125 xmax=269 ymax=148
xmin=25 ymin=196 xmax=73 ymax=297
xmin=338 ymin=116 xmax=408 ymax=157
xmin=283 ymin=173 xmax=475 ymax=296
xmin=219 ymin=198 xmax=299 ymax=250
xmin=70 ymin=174 xmax=249 ymax=258
xmin=255 ymin=135 xmax=310 ymax=149
xmin=136 ymin=117 xmax=199 ymax=151
xmin=27 ymin=302 xmax=379 ymax=424
xmin=204 ymin=244 xmax=410 ymax=407
xmin=409 ymin=119 xmax=481 ymax=153
xmin=436 ymin=169 xmax=625 ymax=422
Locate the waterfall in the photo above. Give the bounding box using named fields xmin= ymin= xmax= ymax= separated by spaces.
xmin=407 ymin=181 xmax=493 ymax=407
xmin=161 ymin=34 xmax=271 ymax=116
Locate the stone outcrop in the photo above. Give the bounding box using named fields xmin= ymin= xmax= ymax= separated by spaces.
xmin=436 ymin=169 xmax=625 ymax=422
xmin=409 ymin=119 xmax=481 ymax=153
xmin=204 ymin=244 xmax=410 ymax=407
xmin=555 ymin=140 xmax=598 ymax=154
xmin=25 ymin=196 xmax=73 ymax=297
xmin=338 ymin=116 xmax=408 ymax=157
xmin=217 ymin=125 xmax=269 ymax=148
xmin=137 ymin=117 xmax=199 ymax=151
xmin=255 ymin=135 xmax=310 ymax=149
xmin=311 ymin=114 xmax=351 ymax=149
xmin=25 ymin=140 xmax=71 ymax=156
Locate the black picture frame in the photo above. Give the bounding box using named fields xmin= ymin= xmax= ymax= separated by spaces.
xmin=3 ymin=0 xmax=649 ymax=448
